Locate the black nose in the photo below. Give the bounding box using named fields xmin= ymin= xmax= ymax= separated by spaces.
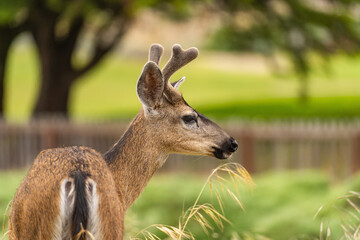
xmin=228 ymin=137 xmax=238 ymax=153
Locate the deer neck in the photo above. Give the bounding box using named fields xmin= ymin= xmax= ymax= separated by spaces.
xmin=104 ymin=111 xmax=168 ymax=210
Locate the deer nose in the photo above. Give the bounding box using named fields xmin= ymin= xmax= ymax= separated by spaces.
xmin=228 ymin=138 xmax=238 ymax=153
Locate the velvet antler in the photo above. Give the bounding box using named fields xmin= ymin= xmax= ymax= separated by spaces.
xmin=162 ymin=44 xmax=198 ymax=84
xmin=145 ymin=44 xmax=198 ymax=102
xmin=148 ymin=44 xmax=164 ymax=65
xmin=161 ymin=44 xmax=198 ymax=102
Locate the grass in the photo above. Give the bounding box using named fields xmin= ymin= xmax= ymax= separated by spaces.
xmin=4 ymin=43 xmax=360 ymax=121
xmin=127 ymin=170 xmax=360 ymax=240
xmin=201 ymin=96 xmax=360 ymax=120
xmin=0 ymin=170 xmax=26 ymax=237
xmin=2 ymin=168 xmax=360 ymax=239
xmin=131 ymin=163 xmax=252 ymax=240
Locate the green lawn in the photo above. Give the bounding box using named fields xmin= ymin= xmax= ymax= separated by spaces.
xmin=4 ymin=45 xmax=360 ymax=121
xmin=1 ymin=169 xmax=360 ymax=239
xmin=0 ymin=170 xmax=26 ymax=236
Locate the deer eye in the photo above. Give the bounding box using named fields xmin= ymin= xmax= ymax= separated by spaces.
xmin=182 ymin=115 xmax=197 ymax=125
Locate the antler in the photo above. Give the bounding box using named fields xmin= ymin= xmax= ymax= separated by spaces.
xmin=148 ymin=44 xmax=164 ymax=65
xmin=144 ymin=43 xmax=198 ymax=103
xmin=162 ymin=44 xmax=199 ymax=84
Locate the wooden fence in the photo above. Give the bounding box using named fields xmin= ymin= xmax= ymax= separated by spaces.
xmin=0 ymin=119 xmax=360 ymax=179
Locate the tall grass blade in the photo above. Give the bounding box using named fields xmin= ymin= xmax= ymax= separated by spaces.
xmin=133 ymin=163 xmax=251 ymax=240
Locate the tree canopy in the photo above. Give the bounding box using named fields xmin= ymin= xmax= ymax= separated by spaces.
xmin=0 ymin=0 xmax=196 ymax=118
xmin=211 ymin=0 xmax=360 ymax=101
xmin=1 ymin=0 xmax=360 ymax=118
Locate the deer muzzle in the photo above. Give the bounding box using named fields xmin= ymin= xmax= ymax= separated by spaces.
xmin=212 ymin=137 xmax=238 ymax=159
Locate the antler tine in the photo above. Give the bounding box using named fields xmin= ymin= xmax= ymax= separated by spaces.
xmin=148 ymin=44 xmax=164 ymax=65
xmin=162 ymin=44 xmax=199 ymax=84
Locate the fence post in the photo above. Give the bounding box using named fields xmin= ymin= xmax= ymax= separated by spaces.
xmin=43 ymin=125 xmax=58 ymax=149
xmin=352 ymin=132 xmax=360 ymax=174
xmin=240 ymin=129 xmax=255 ymax=173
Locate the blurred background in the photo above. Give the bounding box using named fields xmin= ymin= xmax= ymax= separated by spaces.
xmin=1 ymin=0 xmax=360 ymax=239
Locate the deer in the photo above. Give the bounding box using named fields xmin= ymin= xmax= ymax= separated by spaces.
xmin=8 ymin=44 xmax=238 ymax=240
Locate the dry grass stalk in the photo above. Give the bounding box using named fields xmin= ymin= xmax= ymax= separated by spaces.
xmin=317 ymin=191 xmax=360 ymax=240
xmin=133 ymin=162 xmax=252 ymax=240
xmin=74 ymin=223 xmax=95 ymax=240
xmin=1 ymin=200 xmax=12 ymax=240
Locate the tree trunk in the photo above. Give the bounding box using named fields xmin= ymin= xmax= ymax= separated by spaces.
xmin=0 ymin=39 xmax=10 ymax=117
xmin=34 ymin=69 xmax=74 ymax=117
xmin=30 ymin=9 xmax=78 ymax=118
xmin=29 ymin=6 xmax=129 ymax=118
xmin=33 ymin=36 xmax=75 ymax=116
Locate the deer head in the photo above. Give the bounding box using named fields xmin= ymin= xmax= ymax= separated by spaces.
xmin=136 ymin=44 xmax=238 ymax=159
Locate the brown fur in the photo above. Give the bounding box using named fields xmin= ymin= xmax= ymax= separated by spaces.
xmin=104 ymin=110 xmax=166 ymax=209
xmin=8 ymin=44 xmax=236 ymax=240
xmin=9 ymin=146 xmax=124 ymax=240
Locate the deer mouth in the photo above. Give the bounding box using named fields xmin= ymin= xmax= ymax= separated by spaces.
xmin=212 ymin=147 xmax=231 ymax=160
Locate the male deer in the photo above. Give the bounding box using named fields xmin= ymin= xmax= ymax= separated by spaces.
xmin=8 ymin=44 xmax=238 ymax=240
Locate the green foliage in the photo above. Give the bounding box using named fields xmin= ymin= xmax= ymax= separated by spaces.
xmin=209 ymin=0 xmax=360 ymax=101
xmin=0 ymin=0 xmax=27 ymax=24
xmin=133 ymin=0 xmax=199 ymax=20
xmin=211 ymin=0 xmax=360 ymax=69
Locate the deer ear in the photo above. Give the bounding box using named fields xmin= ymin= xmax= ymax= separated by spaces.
xmin=137 ymin=61 xmax=164 ymax=109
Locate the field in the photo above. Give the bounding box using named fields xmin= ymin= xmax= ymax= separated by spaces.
xmin=4 ymin=44 xmax=360 ymax=121
xmin=1 ymin=169 xmax=360 ymax=239
xmin=2 ymin=43 xmax=360 ymax=239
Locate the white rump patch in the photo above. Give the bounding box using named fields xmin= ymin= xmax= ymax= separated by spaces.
xmin=86 ymin=178 xmax=101 ymax=240
xmin=53 ymin=178 xmax=75 ymax=240
xmin=53 ymin=177 xmax=101 ymax=240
